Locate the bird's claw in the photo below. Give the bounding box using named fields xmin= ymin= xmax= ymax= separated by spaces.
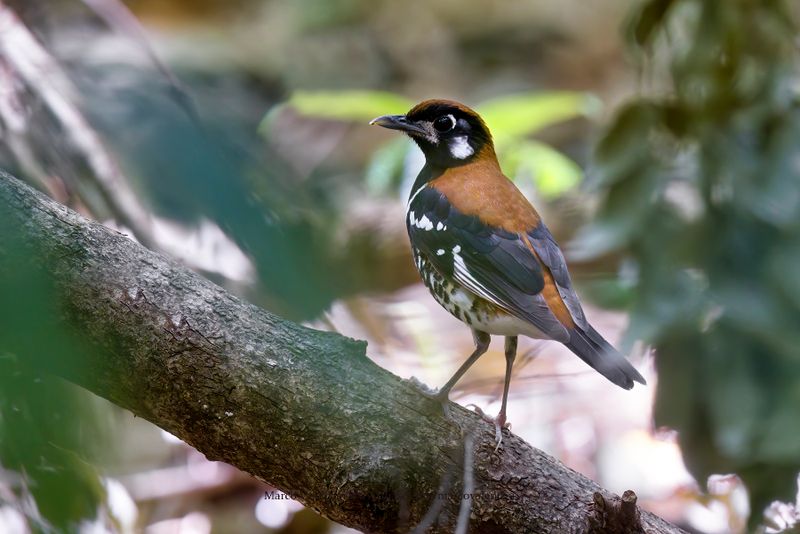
xmin=410 ymin=382 xmax=512 ymax=449
xmin=466 ymin=404 xmax=510 ymax=451
xmin=494 ymin=424 xmax=503 ymax=451
xmin=492 ymin=416 xmax=511 ymax=451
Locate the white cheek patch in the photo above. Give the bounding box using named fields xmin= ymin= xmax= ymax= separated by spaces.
xmin=449 ymin=135 xmax=474 ymax=159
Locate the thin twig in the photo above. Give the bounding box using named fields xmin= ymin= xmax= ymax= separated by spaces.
xmin=411 ymin=465 xmax=457 ymax=534
xmin=455 ymin=433 xmax=475 ymax=534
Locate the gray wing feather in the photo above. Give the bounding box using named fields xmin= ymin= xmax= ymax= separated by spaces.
xmin=450 ymin=253 xmax=570 ymax=342
xmin=408 ymin=186 xmax=569 ymax=342
xmin=528 ymin=223 xmax=588 ymax=329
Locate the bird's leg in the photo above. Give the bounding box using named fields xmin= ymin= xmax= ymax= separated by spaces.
xmin=432 ymin=330 xmax=491 ymax=404
xmin=416 ymin=330 xmax=490 ymax=419
xmin=492 ymin=335 xmax=517 ymax=449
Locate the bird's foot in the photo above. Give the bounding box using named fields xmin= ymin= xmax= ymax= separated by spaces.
xmin=408 ymin=377 xmax=451 ymax=417
xmin=467 ymin=405 xmax=511 ymax=451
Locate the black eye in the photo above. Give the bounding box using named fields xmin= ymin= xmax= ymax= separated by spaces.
xmin=433 ymin=115 xmax=455 ymax=133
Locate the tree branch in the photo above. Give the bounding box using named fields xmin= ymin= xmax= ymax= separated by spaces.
xmin=0 ymin=172 xmax=685 ymax=534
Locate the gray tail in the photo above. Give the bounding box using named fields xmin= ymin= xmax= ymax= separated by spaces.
xmin=564 ymin=325 xmax=645 ymax=390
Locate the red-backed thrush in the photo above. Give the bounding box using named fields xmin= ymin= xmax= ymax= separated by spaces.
xmin=370 ymin=99 xmax=645 ymax=446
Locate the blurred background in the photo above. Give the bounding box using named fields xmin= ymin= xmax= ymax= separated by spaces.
xmin=1 ymin=0 xmax=799 ymax=532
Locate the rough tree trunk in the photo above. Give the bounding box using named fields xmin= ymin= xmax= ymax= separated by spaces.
xmin=0 ymin=172 xmax=684 ymax=534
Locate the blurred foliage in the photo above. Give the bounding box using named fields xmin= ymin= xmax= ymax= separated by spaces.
xmin=0 ymin=228 xmax=109 ymax=531
xmin=581 ymin=0 xmax=800 ymax=525
xmin=5 ymin=0 xmax=620 ymax=321
xmin=264 ymin=90 xmax=599 ymax=199
xmin=69 ymin=66 xmax=347 ymax=319
xmin=267 ymin=90 xmax=414 ymax=122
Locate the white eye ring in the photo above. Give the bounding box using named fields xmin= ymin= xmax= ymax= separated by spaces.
xmin=433 ymin=114 xmax=456 ymax=133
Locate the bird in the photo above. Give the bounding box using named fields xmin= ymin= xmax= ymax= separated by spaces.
xmin=370 ymin=99 xmax=645 ymax=447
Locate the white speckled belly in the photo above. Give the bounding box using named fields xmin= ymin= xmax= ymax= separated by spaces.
xmin=413 ymin=250 xmax=548 ymax=339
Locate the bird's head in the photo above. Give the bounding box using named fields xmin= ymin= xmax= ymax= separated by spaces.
xmin=370 ymin=99 xmax=494 ymax=168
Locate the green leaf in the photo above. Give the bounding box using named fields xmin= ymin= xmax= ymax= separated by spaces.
xmin=580 ymin=276 xmax=637 ymax=310
xmin=478 ymin=92 xmax=601 ymax=146
xmin=275 ymin=90 xmax=414 ymax=123
xmin=364 ymin=137 xmax=412 ymax=195
xmin=706 ymin=344 xmax=765 ymax=461
xmin=568 ymin=168 xmax=659 ymax=260
xmin=502 ymin=140 xmax=582 ymax=199
xmin=627 ymin=0 xmax=677 ymax=48
xmin=756 ymin=384 xmax=800 ymax=461
xmin=593 ymin=102 xmax=661 ymax=186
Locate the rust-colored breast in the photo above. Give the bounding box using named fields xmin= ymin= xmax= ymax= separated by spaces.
xmin=429 ymin=148 xmax=541 ymax=233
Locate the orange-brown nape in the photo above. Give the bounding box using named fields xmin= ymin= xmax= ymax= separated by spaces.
xmin=429 ymin=153 xmax=539 ymax=232
xmin=406 ymin=98 xmax=473 ymax=115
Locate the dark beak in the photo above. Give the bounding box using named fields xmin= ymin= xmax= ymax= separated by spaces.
xmin=369 ymin=114 xmax=427 ymax=136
